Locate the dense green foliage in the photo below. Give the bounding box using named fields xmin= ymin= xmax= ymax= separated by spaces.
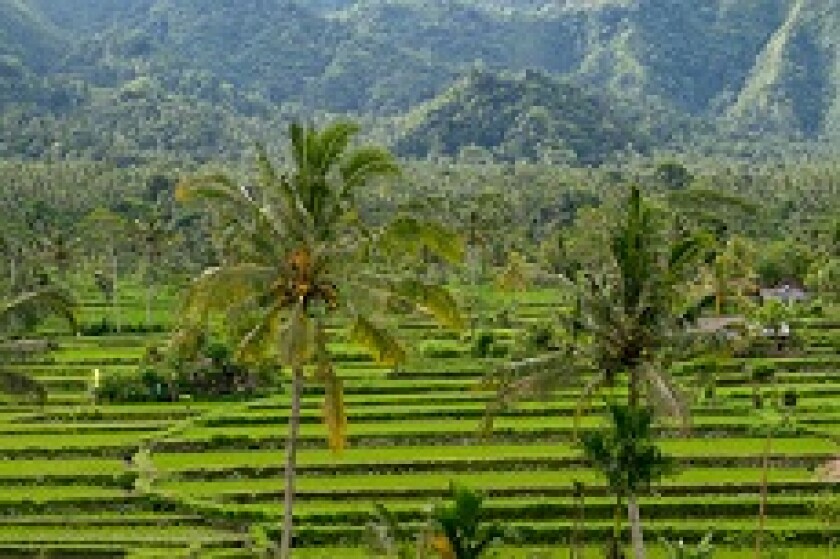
xmin=2 ymin=0 xmax=840 ymax=161
xmin=395 ymin=70 xmax=652 ymax=165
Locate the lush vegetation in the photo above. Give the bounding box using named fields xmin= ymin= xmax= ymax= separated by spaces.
xmin=2 ymin=2 xmax=840 ymax=558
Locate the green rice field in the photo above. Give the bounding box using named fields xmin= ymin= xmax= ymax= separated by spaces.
xmin=2 ymin=281 xmax=839 ymax=558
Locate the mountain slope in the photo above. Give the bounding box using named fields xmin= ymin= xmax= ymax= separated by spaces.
xmin=727 ymin=0 xmax=839 ymax=138
xmin=28 ymin=0 xmax=153 ymax=35
xmin=0 ymin=0 xmax=63 ymax=73
xmin=2 ymin=0 xmax=840 ymax=161
xmin=394 ymin=69 xmax=650 ymax=164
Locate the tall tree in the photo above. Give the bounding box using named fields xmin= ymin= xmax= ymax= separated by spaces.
xmin=484 ymin=186 xmax=712 ymax=559
xmin=174 ymin=121 xmax=463 ymax=559
xmin=131 ymin=201 xmax=181 ymax=326
xmin=81 ymin=208 xmax=129 ymax=332
xmin=702 ymin=235 xmax=757 ymax=316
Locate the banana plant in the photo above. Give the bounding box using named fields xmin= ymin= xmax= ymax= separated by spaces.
xmin=174 ymin=120 xmax=463 ymax=559
xmin=581 ymin=404 xmax=675 ymax=559
xmin=430 ymin=484 xmax=505 ymax=559
xmin=660 ymin=533 xmax=715 ymax=559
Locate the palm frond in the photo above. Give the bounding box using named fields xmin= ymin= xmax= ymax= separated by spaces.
xmin=339 ymin=147 xmax=400 ymax=196
xmin=379 ymin=215 xmax=464 ymax=265
xmin=175 ymin=173 xmax=251 ymax=206
xmin=640 ymin=363 xmax=690 ymax=430
xmin=279 ymin=302 xmax=314 ymax=368
xmin=316 ymin=121 xmax=361 ymax=175
xmin=234 ymin=303 xmax=285 ymax=365
xmin=573 ymin=370 xmax=611 ymax=440
xmin=313 ymin=320 xmax=348 ymax=453
xmin=0 ymin=288 xmax=75 ymax=337
xmin=318 ymin=360 xmax=347 ymax=453
xmin=181 ymin=264 xmax=275 ymax=321
xmin=389 ymin=279 xmax=463 ymax=330
xmin=481 ymin=351 xmax=576 ymax=434
xmin=349 ymin=315 xmax=406 ymax=365
xmin=289 ymin=122 xmax=308 ymax=172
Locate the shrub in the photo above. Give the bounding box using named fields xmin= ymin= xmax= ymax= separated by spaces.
xmin=489 ymin=342 xmax=510 ymax=358
xmin=471 ymin=331 xmax=496 ymax=358
xmin=96 ymin=337 xmax=275 ymax=403
xmin=525 ymin=321 xmax=556 ymax=351
xmin=78 ymin=319 xmax=167 ymax=336
xmin=782 ymin=389 xmax=798 ymax=408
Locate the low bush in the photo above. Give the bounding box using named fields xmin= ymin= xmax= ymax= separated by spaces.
xmin=78 ymin=319 xmax=167 ymax=336
xmin=471 ymin=331 xmax=496 ymax=358
xmin=525 ymin=321 xmax=558 ymax=351
xmin=95 ymin=336 xmax=276 ymax=403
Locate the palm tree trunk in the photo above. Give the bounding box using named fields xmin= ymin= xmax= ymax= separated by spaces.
xmin=572 ymin=482 xmax=584 ymax=559
xmin=9 ymin=257 xmax=16 ymax=292
xmin=612 ymin=493 xmax=623 ymax=559
xmin=628 ymin=366 xmax=640 ymax=410
xmin=627 ymin=493 xmax=646 ymax=559
xmin=112 ymin=251 xmax=121 ymax=333
xmin=146 ymin=282 xmax=153 ymax=327
xmin=280 ymin=366 xmax=304 ymax=559
xmin=756 ymin=429 xmax=771 ymax=559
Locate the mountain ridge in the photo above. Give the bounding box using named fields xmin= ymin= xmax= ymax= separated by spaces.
xmin=1 ymin=0 xmax=838 ymax=161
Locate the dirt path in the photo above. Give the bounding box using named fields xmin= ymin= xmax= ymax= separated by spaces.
xmin=819 ymin=458 xmax=840 ymax=481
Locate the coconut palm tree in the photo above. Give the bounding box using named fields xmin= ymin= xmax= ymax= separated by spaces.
xmin=130 ymin=200 xmax=181 ymax=327
xmin=703 ymin=236 xmax=757 ymax=316
xmin=0 ymin=287 xmax=75 ymax=402
xmin=483 ymin=186 xmax=713 ymax=559
xmin=82 ymin=208 xmax=129 ymax=332
xmin=174 ymin=121 xmax=463 ymax=559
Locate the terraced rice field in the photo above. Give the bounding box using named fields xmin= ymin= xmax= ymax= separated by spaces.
xmin=1 ymin=282 xmax=839 ymax=558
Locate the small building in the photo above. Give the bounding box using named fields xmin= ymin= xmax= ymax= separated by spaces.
xmin=759 ymin=284 xmax=808 ymax=305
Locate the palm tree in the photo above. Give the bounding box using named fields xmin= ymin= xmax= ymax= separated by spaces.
xmin=82 ymin=208 xmax=129 ymax=332
xmin=38 ymin=230 xmax=78 ymax=286
xmin=131 ymin=201 xmax=181 ymax=327
xmin=0 ymin=288 xmax=75 ymax=402
xmin=0 ymin=230 xmax=23 ymax=292
xmin=484 ymin=186 xmax=712 ymax=559
xmin=703 ymin=236 xmax=757 ymax=316
xmin=581 ymin=404 xmax=674 ymax=559
xmin=174 ymin=121 xmax=463 ymax=559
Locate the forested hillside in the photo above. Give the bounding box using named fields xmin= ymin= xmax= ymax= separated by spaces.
xmin=1 ymin=0 xmax=839 ymax=162
xmin=395 ymin=70 xmax=655 ymax=164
